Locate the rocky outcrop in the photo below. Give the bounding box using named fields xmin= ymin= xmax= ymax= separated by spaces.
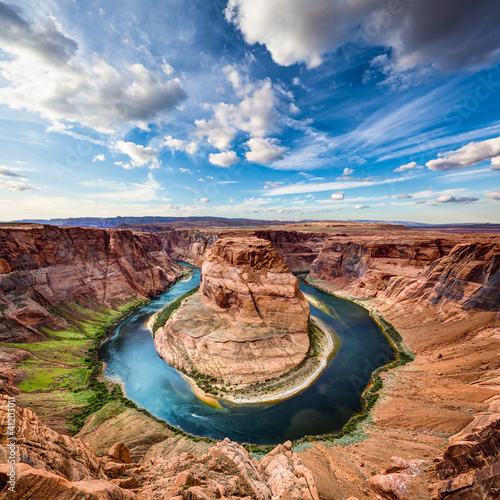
xmin=0 ymin=224 xmax=183 ymax=342
xmin=0 ymin=394 xmax=103 ymax=481
xmin=431 ymin=414 xmax=500 ymax=499
xmin=154 ymin=237 xmax=310 ymax=384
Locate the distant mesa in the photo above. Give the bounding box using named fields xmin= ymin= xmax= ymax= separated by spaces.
xmin=153 ymin=236 xmax=311 ymax=385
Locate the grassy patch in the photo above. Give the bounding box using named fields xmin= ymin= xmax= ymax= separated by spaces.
xmin=151 ymin=286 xmax=199 ymax=334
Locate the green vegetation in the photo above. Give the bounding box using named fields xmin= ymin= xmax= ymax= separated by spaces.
xmin=151 ymin=286 xmax=199 ymax=334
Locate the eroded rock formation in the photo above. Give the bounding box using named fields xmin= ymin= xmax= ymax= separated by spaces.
xmin=154 ymin=236 xmax=310 ymax=384
xmin=0 ymin=224 xmax=183 ymax=342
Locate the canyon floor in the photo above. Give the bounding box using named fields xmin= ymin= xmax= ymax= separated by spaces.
xmin=0 ymin=221 xmax=499 ymax=499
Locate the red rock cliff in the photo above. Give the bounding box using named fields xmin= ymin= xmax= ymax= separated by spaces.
xmin=0 ymin=224 xmax=183 ymax=342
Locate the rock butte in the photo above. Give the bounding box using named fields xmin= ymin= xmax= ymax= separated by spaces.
xmin=154 ymin=236 xmax=311 ymax=384
xmin=0 ymin=221 xmax=499 ymax=499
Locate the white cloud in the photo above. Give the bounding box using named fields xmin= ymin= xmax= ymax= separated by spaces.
xmin=113 ymin=141 xmax=159 ymax=168
xmin=162 ymin=136 xmax=198 ymax=154
xmin=395 ymin=194 xmax=412 ymax=199
xmin=199 ymin=197 xmax=210 ymax=204
xmin=178 ymin=167 xmax=192 ymax=174
xmin=194 ymin=76 xmax=281 ymax=152
xmin=245 ymin=137 xmax=287 ymax=165
xmin=342 ymin=167 xmax=353 ymax=175
xmin=435 ymin=195 xmax=479 ymax=204
xmin=354 ymin=204 xmax=368 ymax=209
xmin=0 ymin=166 xmax=28 ymax=179
xmin=394 ymin=161 xmax=424 ymax=172
xmin=330 ymin=192 xmax=344 ymax=200
xmin=209 ymin=151 xmax=240 ymax=167
xmin=0 ymin=4 xmax=186 ymax=133
xmin=265 ymin=175 xmax=415 ymax=196
xmin=92 ymin=154 xmax=105 ymax=162
xmin=0 ymin=179 xmax=38 ymax=191
xmin=486 ymin=190 xmax=500 ymax=200
xmin=426 ymin=137 xmax=500 ymax=171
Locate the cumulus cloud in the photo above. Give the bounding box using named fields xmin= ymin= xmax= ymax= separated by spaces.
xmin=178 ymin=167 xmax=192 ymax=174
xmin=194 ymin=76 xmax=281 ymax=151
xmin=244 ymin=137 xmax=288 ymax=164
xmin=225 ymin=0 xmax=500 ymax=73
xmin=485 ymin=190 xmax=500 ymax=200
xmin=426 ymin=137 xmax=500 ymax=171
xmin=330 ymin=192 xmax=344 ymax=200
xmin=395 ymin=194 xmax=412 ymax=199
xmin=92 ymin=154 xmax=105 ymax=162
xmin=162 ymin=136 xmax=198 ymax=155
xmin=209 ymin=151 xmax=240 ymax=167
xmin=0 ymin=179 xmax=38 ymax=191
xmin=342 ymin=167 xmax=354 ymax=176
xmin=0 ymin=166 xmax=27 ymax=179
xmin=113 ymin=141 xmax=159 ymax=169
xmin=0 ymin=2 xmax=186 ymax=133
xmin=435 ymin=195 xmax=479 ymax=204
xmin=394 ymin=161 xmax=424 ymax=172
xmin=354 ymin=204 xmax=368 ymax=209
xmin=199 ymin=197 xmax=210 ymax=204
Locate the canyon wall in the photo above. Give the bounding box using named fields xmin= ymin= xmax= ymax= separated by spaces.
xmin=160 ymin=227 xmax=329 ymax=272
xmin=309 ymin=232 xmax=500 ymax=317
xmin=0 ymin=224 xmax=183 ymax=342
xmin=154 ymin=236 xmax=311 ymax=384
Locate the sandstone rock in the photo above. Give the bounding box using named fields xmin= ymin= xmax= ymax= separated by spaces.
xmin=0 ymin=225 xmax=183 ymax=342
xmin=111 ymin=476 xmax=139 ymax=489
xmin=104 ymin=462 xmax=128 ymax=478
xmin=0 ymin=395 xmax=103 ymax=481
xmin=0 ymin=463 xmax=135 ymax=499
xmin=109 ymin=442 xmax=132 ymax=464
xmin=430 ymin=415 xmax=500 ymax=499
xmin=368 ymin=473 xmax=411 ymax=499
xmin=154 ymin=237 xmax=310 ymax=384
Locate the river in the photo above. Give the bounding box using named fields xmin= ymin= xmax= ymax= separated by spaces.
xmin=100 ymin=266 xmax=395 ymax=445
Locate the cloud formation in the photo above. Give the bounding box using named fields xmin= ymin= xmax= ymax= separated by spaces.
xmin=435 ymin=195 xmax=479 ymax=204
xmin=394 ymin=161 xmax=423 ymax=172
xmin=162 ymin=136 xmax=198 ymax=155
xmin=0 ymin=166 xmax=27 ymax=179
xmin=113 ymin=141 xmax=159 ymax=169
xmin=426 ymin=137 xmax=500 ymax=171
xmin=244 ymin=137 xmax=287 ymax=164
xmin=330 ymin=192 xmax=344 ymax=200
xmin=194 ymin=69 xmax=288 ymax=164
xmin=485 ymin=190 xmax=500 ymax=200
xmin=226 ymin=0 xmax=500 ymax=73
xmin=209 ymin=151 xmax=240 ymax=167
xmin=0 ymin=2 xmax=186 ymax=133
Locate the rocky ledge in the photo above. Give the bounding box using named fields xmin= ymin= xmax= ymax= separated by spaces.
xmin=153 ymin=237 xmax=311 ymax=387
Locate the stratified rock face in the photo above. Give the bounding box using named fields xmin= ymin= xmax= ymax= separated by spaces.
xmin=384 ymin=242 xmax=500 ymax=315
xmin=309 ymin=235 xmax=451 ymax=297
xmin=154 ymin=237 xmax=310 ymax=384
xmin=0 ymin=224 xmax=183 ymax=342
xmin=431 ymin=415 xmax=500 ymax=499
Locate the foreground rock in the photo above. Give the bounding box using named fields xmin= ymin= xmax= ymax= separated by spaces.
xmin=154 ymin=237 xmax=310 ymax=385
xmin=0 ymin=224 xmax=183 ymax=342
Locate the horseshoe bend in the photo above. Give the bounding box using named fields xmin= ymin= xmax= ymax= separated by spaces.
xmin=1 ymin=221 xmax=500 ymax=499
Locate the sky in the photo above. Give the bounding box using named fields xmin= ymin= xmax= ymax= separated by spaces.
xmin=0 ymin=0 xmax=500 ymax=224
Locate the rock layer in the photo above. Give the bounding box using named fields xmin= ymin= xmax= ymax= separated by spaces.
xmin=154 ymin=237 xmax=310 ymax=384
xmin=0 ymin=224 xmax=183 ymax=342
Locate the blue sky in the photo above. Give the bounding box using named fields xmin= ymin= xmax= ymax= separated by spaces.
xmin=0 ymin=0 xmax=500 ymax=223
